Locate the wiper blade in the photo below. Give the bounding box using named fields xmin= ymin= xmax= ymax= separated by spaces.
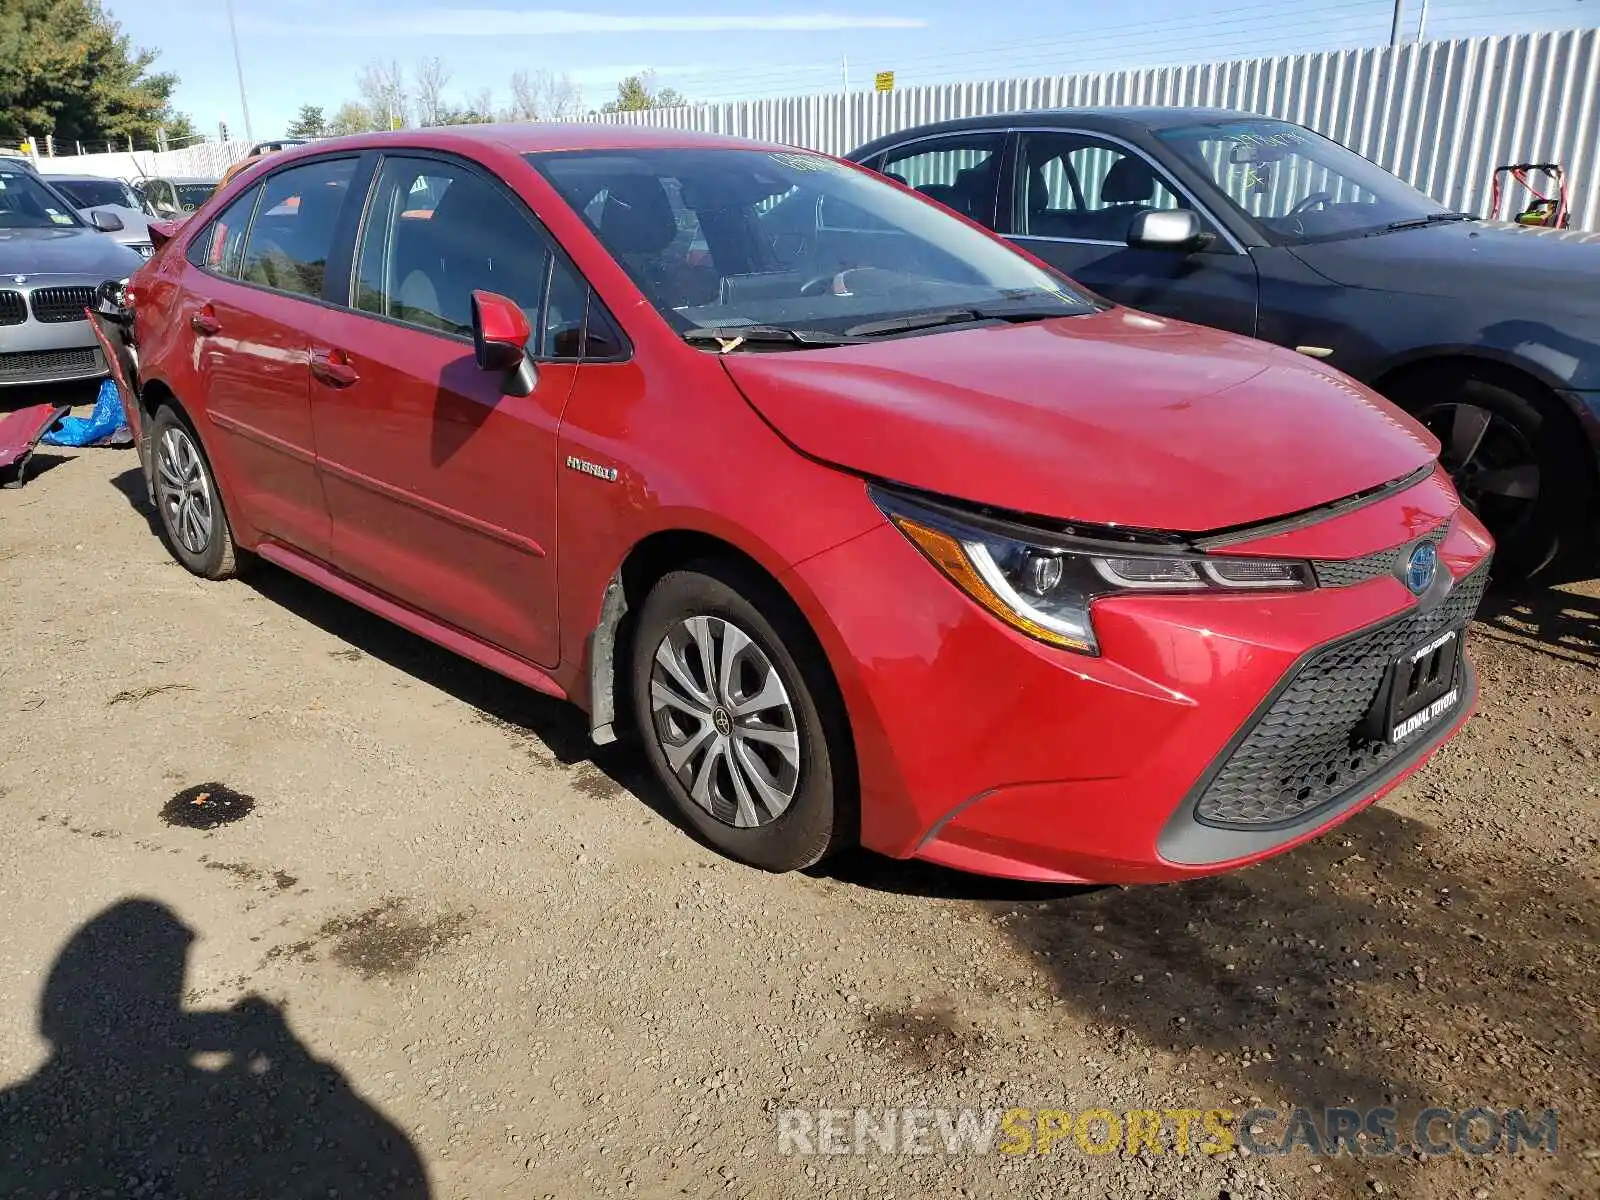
xmin=681 ymin=325 xmax=865 ymax=351
xmin=1381 ymin=211 xmax=1476 ymax=233
xmin=844 ymin=304 xmax=1070 ymax=338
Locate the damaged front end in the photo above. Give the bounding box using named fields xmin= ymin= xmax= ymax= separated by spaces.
xmin=85 ymin=278 xmax=149 ymax=496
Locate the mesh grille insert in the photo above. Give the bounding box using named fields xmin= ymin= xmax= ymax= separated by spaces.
xmin=1192 ymin=564 xmax=1489 ymax=829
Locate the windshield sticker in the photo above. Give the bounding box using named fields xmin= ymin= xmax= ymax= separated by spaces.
xmin=47 ymin=209 xmax=74 ymax=224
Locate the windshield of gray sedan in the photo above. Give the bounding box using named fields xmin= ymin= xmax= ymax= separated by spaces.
xmin=0 ymin=169 xmax=83 ymax=230
xmin=533 ymin=148 xmax=1092 ymax=338
xmin=1155 ymin=119 xmax=1448 ymax=243
xmin=49 ymin=178 xmax=142 ymax=211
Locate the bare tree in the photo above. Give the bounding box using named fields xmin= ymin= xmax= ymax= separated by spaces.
xmin=468 ymin=87 xmax=495 ymax=122
xmin=412 ymin=56 xmax=452 ymax=128
xmin=508 ymin=68 xmax=583 ymax=121
xmin=357 ymin=58 xmax=408 ymax=130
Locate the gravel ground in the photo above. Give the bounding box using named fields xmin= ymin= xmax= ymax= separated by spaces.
xmin=1 ymin=424 xmax=1597 ymax=1199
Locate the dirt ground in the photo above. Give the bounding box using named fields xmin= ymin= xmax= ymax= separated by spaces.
xmin=2 ymin=410 xmax=1597 ymax=1199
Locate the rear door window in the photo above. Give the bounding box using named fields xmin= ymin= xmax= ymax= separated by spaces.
xmin=238 ymin=157 xmax=359 ymax=299
xmin=187 ymin=185 xmax=260 ymax=277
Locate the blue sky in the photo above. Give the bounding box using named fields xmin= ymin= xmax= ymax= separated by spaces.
xmin=108 ymin=0 xmax=1598 ymax=144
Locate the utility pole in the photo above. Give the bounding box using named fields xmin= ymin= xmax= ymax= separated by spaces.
xmin=842 ymin=54 xmax=850 ymax=92
xmin=1389 ymin=0 xmax=1404 ymax=45
xmin=1417 ymin=0 xmax=1430 ymax=41
xmin=224 ymin=0 xmax=255 ymax=142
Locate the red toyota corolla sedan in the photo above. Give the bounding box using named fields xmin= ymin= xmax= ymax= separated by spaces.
xmin=107 ymin=125 xmax=1492 ymax=884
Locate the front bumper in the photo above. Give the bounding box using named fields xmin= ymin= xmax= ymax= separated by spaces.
xmin=789 ymin=470 xmax=1493 ymax=884
xmin=0 ymin=280 xmax=108 ymax=386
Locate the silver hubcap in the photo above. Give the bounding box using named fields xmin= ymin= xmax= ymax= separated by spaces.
xmin=155 ymin=427 xmax=215 ymax=556
xmin=649 ymin=615 xmax=800 ymax=828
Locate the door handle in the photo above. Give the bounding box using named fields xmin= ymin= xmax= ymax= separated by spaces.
xmin=310 ymin=348 xmax=360 ymax=388
xmin=190 ymin=305 xmax=220 ymax=335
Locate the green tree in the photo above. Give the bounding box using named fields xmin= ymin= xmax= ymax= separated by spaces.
xmin=599 ymin=71 xmax=687 ymax=113
xmin=285 ymin=104 xmax=327 ymax=139
xmin=0 ymin=0 xmax=195 ymax=147
xmin=327 ymin=101 xmax=377 ymax=136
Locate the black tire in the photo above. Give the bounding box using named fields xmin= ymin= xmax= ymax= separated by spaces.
xmin=629 ymin=563 xmax=854 ymax=872
xmin=148 ymin=405 xmax=242 ymax=580
xmin=1407 ymin=376 xmax=1595 ymax=583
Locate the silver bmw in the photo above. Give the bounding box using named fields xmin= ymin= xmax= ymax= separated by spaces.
xmin=0 ymin=161 xmax=147 ymax=388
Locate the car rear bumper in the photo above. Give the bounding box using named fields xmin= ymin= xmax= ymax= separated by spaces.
xmin=789 ymin=473 xmax=1493 ymax=884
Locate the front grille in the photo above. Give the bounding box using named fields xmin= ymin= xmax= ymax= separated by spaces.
xmin=0 ymin=290 xmax=24 ymax=326
xmin=1192 ymin=564 xmax=1489 ymax=828
xmin=29 ymin=286 xmax=96 ymax=323
xmin=1312 ymin=523 xmax=1450 ymax=588
xmin=0 ymin=346 xmax=104 ymax=382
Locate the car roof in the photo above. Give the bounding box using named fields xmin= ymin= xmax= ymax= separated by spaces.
xmin=847 ymin=106 xmax=1272 ymax=155
xmin=265 ymin=122 xmax=793 ymax=161
xmin=43 ymin=174 xmax=120 ymax=183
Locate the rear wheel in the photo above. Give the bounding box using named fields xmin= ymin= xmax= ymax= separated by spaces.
xmin=150 ymin=406 xmax=241 ymax=580
xmin=629 ymin=564 xmax=852 ymax=872
xmin=1407 ymin=376 xmax=1594 ymax=581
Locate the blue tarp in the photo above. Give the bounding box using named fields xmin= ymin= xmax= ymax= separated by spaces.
xmin=42 ymin=379 xmax=131 ymax=447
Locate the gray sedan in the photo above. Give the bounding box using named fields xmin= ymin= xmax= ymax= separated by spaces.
xmin=1 ymin=162 xmax=147 ymax=387
xmin=43 ymin=175 xmax=158 ymax=259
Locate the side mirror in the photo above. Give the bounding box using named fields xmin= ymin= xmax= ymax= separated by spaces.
xmin=471 ymin=290 xmax=536 ymax=395
xmin=1126 ymin=209 xmax=1212 ymax=254
xmin=91 ymin=210 xmax=125 ymax=232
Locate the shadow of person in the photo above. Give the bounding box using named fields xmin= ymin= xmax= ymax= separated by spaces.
xmin=0 ymin=899 xmax=430 ymax=1198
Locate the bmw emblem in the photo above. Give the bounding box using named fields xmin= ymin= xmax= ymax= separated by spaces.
xmin=11 ymin=275 xmax=24 ymax=285
xmin=1405 ymin=542 xmax=1438 ymax=595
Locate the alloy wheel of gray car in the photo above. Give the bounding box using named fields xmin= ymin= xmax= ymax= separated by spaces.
xmin=649 ymin=614 xmax=801 ymax=828
xmin=156 ymin=425 xmax=216 ymax=556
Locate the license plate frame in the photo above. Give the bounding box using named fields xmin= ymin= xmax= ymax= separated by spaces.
xmin=1377 ymin=626 xmax=1464 ymax=744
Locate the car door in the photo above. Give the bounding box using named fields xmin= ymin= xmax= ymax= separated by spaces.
xmin=999 ymin=130 xmax=1260 ymax=337
xmin=307 ymin=153 xmax=578 ymax=670
xmin=180 ymin=156 xmax=359 ymax=561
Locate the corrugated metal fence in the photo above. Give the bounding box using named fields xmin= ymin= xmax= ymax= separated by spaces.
xmin=594 ymin=29 xmax=1600 ymax=230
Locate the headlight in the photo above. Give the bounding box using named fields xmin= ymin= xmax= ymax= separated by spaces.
xmin=873 ymin=488 xmax=1313 ymax=655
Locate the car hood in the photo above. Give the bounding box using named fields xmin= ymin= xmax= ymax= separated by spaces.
xmin=76 ymin=204 xmax=155 ymax=237
xmin=1291 ymin=219 xmax=1600 ymax=303
xmin=721 ymin=308 xmax=1439 ymax=532
xmin=0 ymin=225 xmax=146 ymax=276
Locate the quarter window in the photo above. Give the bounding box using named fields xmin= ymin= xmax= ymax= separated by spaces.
xmin=353 ymin=157 xmax=549 ymax=342
xmin=187 ymin=185 xmax=259 ymax=276
xmin=877 ymin=132 xmax=1004 ymax=225
xmin=238 ymin=157 xmax=358 ymax=298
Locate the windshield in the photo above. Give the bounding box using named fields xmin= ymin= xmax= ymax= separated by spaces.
xmin=0 ymin=170 xmax=83 ymax=229
xmin=532 ymin=148 xmax=1093 ymax=342
xmin=49 ymin=178 xmax=141 ymax=210
xmin=174 ymin=183 xmax=217 ymax=211
xmin=1154 ymin=119 xmax=1449 ymax=244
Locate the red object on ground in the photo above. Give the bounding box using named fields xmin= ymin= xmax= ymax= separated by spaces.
xmin=0 ymin=404 xmax=68 ymax=488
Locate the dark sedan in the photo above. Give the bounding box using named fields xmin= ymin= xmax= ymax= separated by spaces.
xmin=847 ymin=108 xmax=1600 ymax=580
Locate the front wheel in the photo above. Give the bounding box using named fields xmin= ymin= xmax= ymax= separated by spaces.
xmin=629 ymin=565 xmax=852 ymax=872
xmin=1409 ymin=377 xmax=1594 ymax=582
